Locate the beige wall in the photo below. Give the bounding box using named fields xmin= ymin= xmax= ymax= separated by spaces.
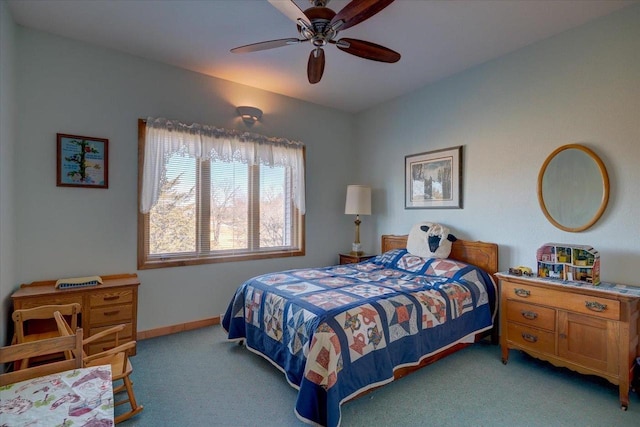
xmin=9 ymin=26 xmax=355 ymax=334
xmin=356 ymin=6 xmax=640 ymax=286
xmin=0 ymin=0 xmax=17 ymax=346
xmin=2 ymin=5 xmax=639 ymax=341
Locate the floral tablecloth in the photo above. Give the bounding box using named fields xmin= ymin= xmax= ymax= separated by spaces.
xmin=0 ymin=365 xmax=114 ymax=427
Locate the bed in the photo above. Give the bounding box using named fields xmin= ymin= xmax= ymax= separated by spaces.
xmin=222 ymin=234 xmax=498 ymax=427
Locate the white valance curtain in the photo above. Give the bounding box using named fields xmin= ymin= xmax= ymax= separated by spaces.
xmin=141 ymin=117 xmax=306 ymax=214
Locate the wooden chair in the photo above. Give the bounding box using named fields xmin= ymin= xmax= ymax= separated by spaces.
xmin=11 ymin=303 xmax=82 ymax=369
xmin=0 ymin=328 xmax=83 ymax=386
xmin=54 ymin=311 xmax=143 ymax=423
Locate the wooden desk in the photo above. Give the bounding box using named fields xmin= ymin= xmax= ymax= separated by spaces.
xmin=11 ymin=273 xmax=140 ymax=356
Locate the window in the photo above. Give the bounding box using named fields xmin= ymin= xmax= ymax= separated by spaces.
xmin=138 ymin=118 xmax=305 ymax=269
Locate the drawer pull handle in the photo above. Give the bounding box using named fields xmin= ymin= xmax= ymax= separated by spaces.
xmin=521 ymin=333 xmax=538 ymax=343
xmin=514 ymin=288 xmax=531 ymax=298
xmin=521 ymin=310 xmax=538 ymax=320
xmin=103 ymin=310 xmax=120 ymax=316
xmin=103 ymin=296 xmax=120 ymax=301
xmin=585 ymin=301 xmax=607 ymax=312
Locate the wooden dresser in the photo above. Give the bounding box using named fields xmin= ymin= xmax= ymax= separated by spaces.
xmin=11 ymin=273 xmax=140 ymax=356
xmin=497 ymin=273 xmax=639 ymax=409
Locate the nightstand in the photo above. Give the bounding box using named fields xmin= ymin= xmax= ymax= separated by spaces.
xmin=339 ymin=253 xmax=377 ymax=265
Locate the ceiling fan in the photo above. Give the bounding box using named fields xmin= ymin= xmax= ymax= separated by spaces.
xmin=230 ymin=0 xmax=401 ymax=84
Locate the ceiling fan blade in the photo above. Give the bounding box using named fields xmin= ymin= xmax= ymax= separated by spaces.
xmin=307 ymin=48 xmax=325 ymax=84
xmin=330 ymin=0 xmax=395 ymax=31
xmin=336 ymin=38 xmax=400 ymax=63
xmin=268 ymin=0 xmax=311 ymax=26
xmin=231 ymin=38 xmax=304 ymax=54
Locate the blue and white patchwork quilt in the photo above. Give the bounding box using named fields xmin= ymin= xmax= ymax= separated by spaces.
xmin=222 ymin=249 xmax=497 ymax=427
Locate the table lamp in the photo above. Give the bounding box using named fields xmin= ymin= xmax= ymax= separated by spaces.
xmin=345 ymin=185 xmax=371 ymax=255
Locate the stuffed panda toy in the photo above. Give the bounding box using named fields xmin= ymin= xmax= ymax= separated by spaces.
xmin=406 ymin=222 xmax=457 ymax=259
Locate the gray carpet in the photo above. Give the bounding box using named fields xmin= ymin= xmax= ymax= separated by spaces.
xmin=119 ymin=326 xmax=639 ymax=426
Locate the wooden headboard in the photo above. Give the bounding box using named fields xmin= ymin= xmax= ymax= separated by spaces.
xmin=381 ymin=235 xmax=499 ymax=276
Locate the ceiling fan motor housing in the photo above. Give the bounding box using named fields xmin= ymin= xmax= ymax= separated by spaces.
xmin=300 ymin=6 xmax=338 ymax=47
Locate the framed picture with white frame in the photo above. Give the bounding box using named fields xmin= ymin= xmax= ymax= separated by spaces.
xmin=405 ymin=145 xmax=462 ymax=209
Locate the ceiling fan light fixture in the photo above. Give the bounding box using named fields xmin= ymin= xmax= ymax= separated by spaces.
xmin=236 ymin=106 xmax=263 ymax=125
xmin=232 ymin=0 xmax=401 ymax=84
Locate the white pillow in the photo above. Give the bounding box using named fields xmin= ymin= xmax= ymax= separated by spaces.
xmin=406 ymin=222 xmax=457 ymax=259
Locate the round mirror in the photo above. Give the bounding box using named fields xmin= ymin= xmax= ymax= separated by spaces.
xmin=537 ymin=144 xmax=609 ymax=232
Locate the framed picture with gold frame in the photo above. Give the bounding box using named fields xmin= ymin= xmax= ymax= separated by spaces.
xmin=57 ymin=133 xmax=109 ymax=188
xmin=405 ymin=145 xmax=462 ymax=209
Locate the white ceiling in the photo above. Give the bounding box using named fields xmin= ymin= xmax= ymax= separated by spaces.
xmin=7 ymin=0 xmax=637 ymax=113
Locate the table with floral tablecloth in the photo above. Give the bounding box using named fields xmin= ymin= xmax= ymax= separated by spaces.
xmin=0 ymin=364 xmax=114 ymax=426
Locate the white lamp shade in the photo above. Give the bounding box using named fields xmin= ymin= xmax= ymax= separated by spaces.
xmin=345 ymin=185 xmax=371 ymax=215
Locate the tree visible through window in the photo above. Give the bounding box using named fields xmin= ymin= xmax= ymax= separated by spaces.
xmin=138 ymin=119 xmax=304 ymax=269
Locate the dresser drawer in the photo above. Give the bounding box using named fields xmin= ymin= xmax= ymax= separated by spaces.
xmin=88 ymin=338 xmax=136 ymax=356
xmin=506 ymin=300 xmax=556 ymax=331
xmin=17 ymin=294 xmax=83 ymax=309
xmin=90 ymin=289 xmax=133 ymax=307
xmin=89 ymin=323 xmax=133 ymax=341
xmin=88 ymin=322 xmax=133 ymax=355
xmin=507 ymin=322 xmax=555 ymax=354
xmin=564 ymin=294 xmax=620 ymax=321
xmin=90 ymin=304 xmax=132 ymax=325
xmin=503 ymin=281 xmax=620 ymax=320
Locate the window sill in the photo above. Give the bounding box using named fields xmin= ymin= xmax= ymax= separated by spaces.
xmin=138 ymin=248 xmax=305 ymax=270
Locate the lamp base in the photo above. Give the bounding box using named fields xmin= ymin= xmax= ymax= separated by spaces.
xmin=350 ymin=243 xmax=363 ymax=255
